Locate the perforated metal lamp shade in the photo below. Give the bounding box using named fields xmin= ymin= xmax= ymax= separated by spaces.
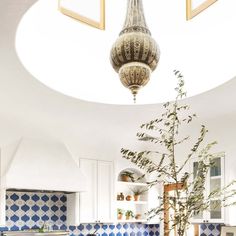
xmin=110 ymin=0 xmax=160 ymax=102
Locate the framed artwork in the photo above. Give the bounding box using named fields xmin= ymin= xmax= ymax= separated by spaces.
xmin=221 ymin=226 xmax=236 ymax=236
xmin=58 ymin=0 xmax=105 ymax=30
xmin=186 ymin=0 xmax=218 ymax=20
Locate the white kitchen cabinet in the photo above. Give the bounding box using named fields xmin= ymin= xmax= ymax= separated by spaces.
xmin=79 ymin=159 xmax=114 ymax=223
xmin=97 ymin=161 xmax=114 ymax=222
xmin=191 ymin=156 xmax=225 ymax=223
xmin=79 ymin=159 xmax=98 ymax=223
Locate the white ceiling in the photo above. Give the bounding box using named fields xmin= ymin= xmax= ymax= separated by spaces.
xmin=14 ymin=0 xmax=236 ymax=104
xmin=0 ymin=0 xmax=236 ymax=160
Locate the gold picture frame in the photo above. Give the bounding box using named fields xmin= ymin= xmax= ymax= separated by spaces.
xmin=186 ymin=0 xmax=217 ymax=20
xmin=58 ymin=0 xmax=105 ymax=30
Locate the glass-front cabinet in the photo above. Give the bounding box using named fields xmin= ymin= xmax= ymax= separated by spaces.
xmin=191 ymin=156 xmax=225 ymax=223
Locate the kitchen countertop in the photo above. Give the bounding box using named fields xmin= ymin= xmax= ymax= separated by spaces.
xmin=2 ymin=230 xmax=69 ymax=236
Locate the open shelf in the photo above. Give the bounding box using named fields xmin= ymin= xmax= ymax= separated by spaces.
xmin=116 ymin=168 xmax=149 ymax=223
xmin=117 ymin=181 xmax=148 ymax=187
xmin=116 ymin=200 xmax=148 ymax=205
xmin=116 ymin=219 xmax=147 ymax=223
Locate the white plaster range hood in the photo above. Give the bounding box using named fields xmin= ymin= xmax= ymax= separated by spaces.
xmin=1 ymin=138 xmax=86 ymax=193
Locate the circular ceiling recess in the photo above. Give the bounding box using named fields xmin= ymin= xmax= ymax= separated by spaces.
xmin=15 ymin=0 xmax=236 ymax=105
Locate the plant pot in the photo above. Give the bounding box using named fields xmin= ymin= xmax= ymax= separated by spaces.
xmin=126 ymin=216 xmax=131 ymax=220
xmin=117 ymin=213 xmax=123 ymax=220
xmin=135 ymin=214 xmax=142 ymax=220
xmin=121 ymin=175 xmax=130 ymax=182
xmin=126 ymin=195 xmax=132 ymax=201
xmin=133 ymin=194 xmax=140 ymax=201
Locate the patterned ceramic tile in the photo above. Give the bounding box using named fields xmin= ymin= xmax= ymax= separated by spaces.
xmin=200 ymin=223 xmax=221 ymax=236
xmin=68 ymin=223 xmax=159 ymax=236
xmin=0 ymin=191 xmax=221 ymax=236
xmin=5 ymin=191 xmax=67 ymax=231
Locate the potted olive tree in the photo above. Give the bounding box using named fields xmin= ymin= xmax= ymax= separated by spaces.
xmin=121 ymin=71 xmax=236 ymax=236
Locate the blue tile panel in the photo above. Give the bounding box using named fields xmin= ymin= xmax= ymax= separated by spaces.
xmin=68 ymin=223 xmax=159 ymax=236
xmin=5 ymin=191 xmax=67 ymax=231
xmin=200 ymin=223 xmax=221 ymax=236
xmin=2 ymin=192 xmax=160 ymax=236
xmin=65 ymin=222 xmax=221 ymax=236
xmin=0 ymin=192 xmax=221 ymax=236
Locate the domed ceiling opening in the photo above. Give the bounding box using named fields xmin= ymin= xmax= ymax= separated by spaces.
xmin=15 ymin=0 xmax=236 ymax=104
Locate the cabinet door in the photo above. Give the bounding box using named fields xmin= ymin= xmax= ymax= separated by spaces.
xmin=208 ymin=157 xmax=225 ymax=223
xmin=190 ymin=157 xmax=225 ymax=223
xmin=191 ymin=160 xmax=204 ymax=223
xmin=97 ymin=161 xmax=113 ymax=222
xmin=79 ymin=159 xmax=98 ymax=223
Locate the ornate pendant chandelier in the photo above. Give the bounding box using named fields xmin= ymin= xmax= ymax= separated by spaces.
xmin=110 ymin=0 xmax=160 ymax=103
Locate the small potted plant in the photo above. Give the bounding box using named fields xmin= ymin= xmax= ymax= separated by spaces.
xmin=117 ymin=208 xmax=124 ymax=220
xmin=130 ymin=187 xmax=148 ymax=201
xmin=120 ymin=171 xmax=135 ymax=182
xmin=125 ymin=194 xmax=132 ymax=201
xmin=125 ymin=210 xmax=134 ymax=220
xmin=135 ymin=213 xmax=142 ymax=220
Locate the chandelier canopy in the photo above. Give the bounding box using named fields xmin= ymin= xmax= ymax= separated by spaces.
xmin=110 ymin=0 xmax=160 ymax=102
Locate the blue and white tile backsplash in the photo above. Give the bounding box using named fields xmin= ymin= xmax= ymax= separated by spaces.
xmin=68 ymin=223 xmax=159 ymax=236
xmin=0 ymin=191 xmax=221 ymax=236
xmin=200 ymin=223 xmax=221 ymax=236
xmin=5 ymin=191 xmax=67 ymax=231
